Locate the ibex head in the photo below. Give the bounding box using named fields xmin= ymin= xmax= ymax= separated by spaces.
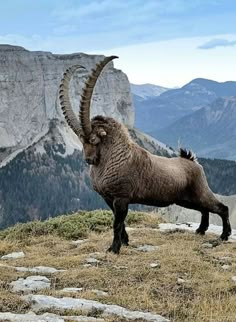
xmin=80 ymin=124 xmax=107 ymax=165
xmin=59 ymin=56 xmax=118 ymax=165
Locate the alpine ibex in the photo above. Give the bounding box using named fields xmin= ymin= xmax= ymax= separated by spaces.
xmin=59 ymin=56 xmax=232 ymax=254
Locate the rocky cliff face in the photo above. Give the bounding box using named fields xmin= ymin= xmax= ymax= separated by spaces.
xmin=0 ymin=45 xmax=134 ymax=165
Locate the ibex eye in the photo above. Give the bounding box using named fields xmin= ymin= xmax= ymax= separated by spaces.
xmin=90 ymin=137 xmax=96 ymax=144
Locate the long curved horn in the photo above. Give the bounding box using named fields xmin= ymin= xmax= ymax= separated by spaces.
xmin=79 ymin=56 xmax=118 ymax=137
xmin=59 ymin=65 xmax=86 ymax=137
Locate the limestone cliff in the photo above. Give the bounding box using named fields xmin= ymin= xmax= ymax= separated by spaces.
xmin=0 ymin=45 xmax=134 ymax=164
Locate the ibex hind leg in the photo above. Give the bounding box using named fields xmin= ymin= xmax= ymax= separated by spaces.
xmin=209 ymin=202 xmax=231 ymax=241
xmin=196 ymin=210 xmax=209 ymax=235
xmin=176 ymin=200 xmax=209 ymax=235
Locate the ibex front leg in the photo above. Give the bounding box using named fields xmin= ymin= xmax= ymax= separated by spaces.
xmin=107 ymin=198 xmax=128 ymax=254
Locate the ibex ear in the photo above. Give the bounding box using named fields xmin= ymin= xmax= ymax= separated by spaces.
xmin=98 ymin=128 xmax=107 ymax=137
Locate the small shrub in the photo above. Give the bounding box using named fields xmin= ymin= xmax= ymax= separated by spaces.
xmin=56 ymin=220 xmax=88 ymax=239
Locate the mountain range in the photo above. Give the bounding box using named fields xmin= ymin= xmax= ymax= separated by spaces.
xmin=153 ymin=97 xmax=236 ymax=159
xmin=133 ymin=78 xmax=236 ymax=160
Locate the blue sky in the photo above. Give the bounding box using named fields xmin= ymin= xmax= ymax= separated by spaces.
xmin=0 ymin=0 xmax=236 ymax=86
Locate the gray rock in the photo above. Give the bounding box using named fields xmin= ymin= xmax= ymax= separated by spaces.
xmin=86 ymin=258 xmax=100 ymax=265
xmin=202 ymin=243 xmax=213 ymax=249
xmin=177 ymin=278 xmax=186 ymax=284
xmin=232 ymin=276 xmax=236 ymax=284
xmin=15 ymin=266 xmax=66 ymax=274
xmin=206 ymin=239 xmax=222 ymax=247
xmin=91 ymin=290 xmax=108 ymax=297
xmin=0 ymin=312 xmax=64 ymax=322
xmin=88 ymin=252 xmax=101 ymax=257
xmin=71 ymin=239 xmax=89 ymax=246
xmin=0 ymin=264 xmax=65 ymax=274
xmin=0 ymin=312 xmax=104 ymax=321
xmin=222 ymin=265 xmax=231 ymax=271
xmin=64 ymin=317 xmax=104 ymax=322
xmin=159 ymin=222 xmax=236 ymax=242
xmin=10 ymin=275 xmax=50 ymax=293
xmin=61 ymin=288 xmax=84 ymax=293
xmin=23 ymin=294 xmax=169 ymax=321
xmin=150 ymin=262 xmax=161 ymax=268
xmin=136 ymin=245 xmax=160 ymax=252
xmin=1 ymin=251 xmax=25 ymax=260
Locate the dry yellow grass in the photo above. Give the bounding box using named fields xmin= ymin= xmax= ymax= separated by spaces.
xmin=0 ymin=210 xmax=236 ymax=322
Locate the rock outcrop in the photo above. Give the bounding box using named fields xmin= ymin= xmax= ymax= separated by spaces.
xmin=0 ymin=45 xmax=134 ymax=164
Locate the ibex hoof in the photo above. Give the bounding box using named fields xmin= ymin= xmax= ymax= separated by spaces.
xmin=220 ymin=226 xmax=232 ymax=241
xmin=107 ymin=245 xmax=120 ymax=254
xmin=195 ymin=228 xmax=205 ymax=235
xmin=220 ymin=233 xmax=230 ymax=241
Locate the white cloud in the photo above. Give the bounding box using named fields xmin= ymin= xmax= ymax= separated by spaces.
xmin=198 ymin=38 xmax=236 ymax=49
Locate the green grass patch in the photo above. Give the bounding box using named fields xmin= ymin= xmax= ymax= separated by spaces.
xmin=0 ymin=210 xmax=149 ymax=241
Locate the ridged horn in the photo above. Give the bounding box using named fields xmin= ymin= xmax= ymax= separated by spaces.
xmin=59 ymin=65 xmax=86 ymax=137
xmin=79 ymin=55 xmax=118 ymax=137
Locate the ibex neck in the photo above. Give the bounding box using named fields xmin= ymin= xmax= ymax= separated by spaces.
xmin=99 ymin=133 xmax=133 ymax=169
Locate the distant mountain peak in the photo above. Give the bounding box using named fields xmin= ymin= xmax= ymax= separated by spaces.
xmin=184 ymin=78 xmax=236 ymax=97
xmin=130 ymin=83 xmax=170 ymax=99
xmin=190 ymin=78 xmax=218 ymax=83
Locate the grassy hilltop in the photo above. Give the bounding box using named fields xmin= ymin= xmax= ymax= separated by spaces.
xmin=0 ymin=210 xmax=236 ymax=321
